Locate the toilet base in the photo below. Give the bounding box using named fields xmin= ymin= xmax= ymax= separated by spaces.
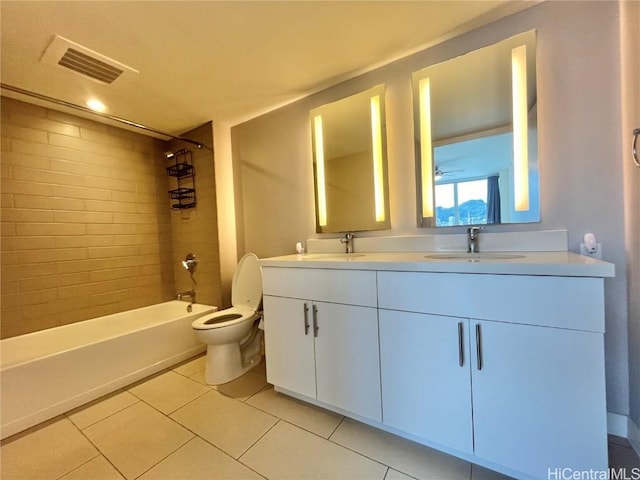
xmin=204 ymin=329 xmax=263 ymax=385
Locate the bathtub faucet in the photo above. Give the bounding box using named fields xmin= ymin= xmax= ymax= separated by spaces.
xmin=178 ymin=290 xmax=196 ymax=304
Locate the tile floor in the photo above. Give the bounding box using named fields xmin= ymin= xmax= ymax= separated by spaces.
xmin=2 ymin=354 xmax=638 ymax=480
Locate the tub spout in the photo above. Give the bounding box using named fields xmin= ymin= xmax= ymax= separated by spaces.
xmin=177 ymin=290 xmax=196 ymax=304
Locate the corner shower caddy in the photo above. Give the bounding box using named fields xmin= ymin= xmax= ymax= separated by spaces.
xmin=166 ymin=148 xmax=196 ymax=210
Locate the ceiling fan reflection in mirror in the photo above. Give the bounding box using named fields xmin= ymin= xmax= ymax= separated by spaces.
xmin=434 ymin=165 xmax=463 ymax=181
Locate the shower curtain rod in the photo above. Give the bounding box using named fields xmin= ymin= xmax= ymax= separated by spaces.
xmin=1 ymin=83 xmax=203 ymax=149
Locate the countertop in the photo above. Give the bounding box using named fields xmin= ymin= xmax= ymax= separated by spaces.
xmin=259 ymin=251 xmax=615 ymax=278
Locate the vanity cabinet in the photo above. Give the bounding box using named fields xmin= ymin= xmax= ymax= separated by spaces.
xmin=470 ymin=320 xmax=607 ymax=478
xmin=261 ymin=259 xmax=610 ymax=480
xmin=377 ymin=271 xmax=608 ymax=479
xmin=379 ymin=310 xmax=473 ymax=454
xmin=262 ymin=267 xmax=381 ymax=422
xmin=262 ymin=296 xmax=316 ymax=399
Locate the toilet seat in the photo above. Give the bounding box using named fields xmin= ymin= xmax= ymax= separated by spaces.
xmin=192 ymin=306 xmax=259 ymax=330
xmin=191 ymin=253 xmax=262 ymax=331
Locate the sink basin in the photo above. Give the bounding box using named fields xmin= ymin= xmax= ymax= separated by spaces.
xmin=424 ymin=253 xmax=526 ymax=260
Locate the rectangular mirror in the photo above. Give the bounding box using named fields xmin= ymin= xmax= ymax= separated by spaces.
xmin=311 ymin=84 xmax=391 ymax=233
xmin=413 ymin=30 xmax=539 ymax=227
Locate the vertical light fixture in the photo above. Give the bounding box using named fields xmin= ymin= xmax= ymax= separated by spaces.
xmin=512 ymin=44 xmax=529 ymax=211
xmin=313 ymin=115 xmax=328 ymax=226
xmin=370 ymin=94 xmax=386 ymax=222
xmin=419 ymin=77 xmax=435 ymax=218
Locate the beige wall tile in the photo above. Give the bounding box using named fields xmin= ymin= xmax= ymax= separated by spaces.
xmin=0 ymin=97 xmax=180 ymax=339
xmin=2 ymin=98 xmax=47 ymax=117
xmin=84 ymin=176 xmax=138 ymax=192
xmin=48 ymin=132 xmax=115 ymax=155
xmin=16 ymin=223 xmax=86 ymax=236
xmin=0 ymin=151 xmax=51 ymax=169
xmin=13 ymin=194 xmax=85 ymax=211
xmin=2 ymin=124 xmax=49 ymax=143
xmin=53 ymin=211 xmax=113 ymax=224
xmin=7 ymin=112 xmax=81 ymax=138
xmin=2 ymin=179 xmax=54 ymax=196
xmin=1 ymin=236 xmax=55 ymax=250
xmin=1 ymin=208 xmax=53 ymax=223
xmin=50 ymin=159 xmax=111 ymax=178
xmin=168 ymin=123 xmax=222 ymax=309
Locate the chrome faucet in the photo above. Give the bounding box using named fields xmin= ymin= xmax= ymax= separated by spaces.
xmin=177 ymin=290 xmax=196 ymax=304
xmin=340 ymin=233 xmax=355 ymax=254
xmin=467 ymin=227 xmax=482 ymax=253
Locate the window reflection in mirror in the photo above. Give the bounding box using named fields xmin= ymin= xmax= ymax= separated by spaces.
xmin=413 ymin=30 xmax=540 ymax=228
xmin=310 ymin=84 xmax=391 ymax=233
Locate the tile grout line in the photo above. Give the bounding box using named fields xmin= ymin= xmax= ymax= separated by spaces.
xmin=66 ymin=417 xmax=128 ymax=480
xmin=328 ymin=414 xmax=347 ymax=439
xmin=61 ymin=365 xmax=208 ymax=480
xmin=131 ymin=435 xmax=196 ymax=480
xmin=276 ymin=418 xmax=391 ymax=475
xmin=235 ymin=418 xmax=282 ymax=479
xmin=325 ymin=418 xmax=465 ymax=480
xmin=240 ymin=381 xmax=272 ymax=404
xmin=65 ymin=390 xmax=142 ymax=431
xmin=149 ymin=387 xmax=271 ymax=480
xmin=52 ymin=450 xmax=103 ymax=480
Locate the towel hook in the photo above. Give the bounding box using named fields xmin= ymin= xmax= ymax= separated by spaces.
xmin=633 ymin=128 xmax=640 ymax=168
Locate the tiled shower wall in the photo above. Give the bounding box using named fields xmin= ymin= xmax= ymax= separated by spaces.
xmin=168 ymin=122 xmax=223 ymax=310
xmin=0 ymin=97 xmax=176 ymax=338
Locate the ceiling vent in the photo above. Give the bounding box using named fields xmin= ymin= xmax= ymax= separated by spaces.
xmin=41 ymin=35 xmax=138 ymax=85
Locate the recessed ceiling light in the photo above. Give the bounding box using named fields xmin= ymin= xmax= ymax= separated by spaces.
xmin=86 ymin=99 xmax=107 ymax=112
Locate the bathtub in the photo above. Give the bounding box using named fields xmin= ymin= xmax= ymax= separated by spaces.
xmin=0 ymin=300 xmax=216 ymax=439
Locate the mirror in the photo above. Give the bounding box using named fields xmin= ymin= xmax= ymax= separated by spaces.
xmin=413 ymin=30 xmax=539 ymax=227
xmin=310 ymin=84 xmax=391 ymax=233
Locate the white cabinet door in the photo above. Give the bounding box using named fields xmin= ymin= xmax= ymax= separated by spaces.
xmin=379 ymin=310 xmax=473 ymax=454
xmin=314 ymin=301 xmax=382 ymax=422
xmin=263 ymin=295 xmax=316 ymax=399
xmin=471 ymin=320 xmax=608 ymax=478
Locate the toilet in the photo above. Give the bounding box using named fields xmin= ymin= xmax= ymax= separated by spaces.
xmin=192 ymin=253 xmax=263 ymax=385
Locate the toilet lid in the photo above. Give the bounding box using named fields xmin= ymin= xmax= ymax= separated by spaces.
xmin=232 ymin=253 xmax=262 ymax=310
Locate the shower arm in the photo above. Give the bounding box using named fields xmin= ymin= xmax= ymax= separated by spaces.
xmin=1 ymin=83 xmax=203 ymax=149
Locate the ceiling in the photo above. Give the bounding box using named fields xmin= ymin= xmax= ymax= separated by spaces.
xmin=1 ymin=1 xmax=535 ymax=137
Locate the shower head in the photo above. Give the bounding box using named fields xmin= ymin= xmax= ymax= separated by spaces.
xmin=164 ymin=148 xmax=190 ymax=159
xmin=182 ymin=253 xmax=197 ymax=273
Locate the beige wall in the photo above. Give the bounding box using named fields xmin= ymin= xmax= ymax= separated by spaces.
xmin=231 ymin=1 xmax=632 ymax=416
xmin=168 ymin=122 xmax=223 ymax=309
xmin=1 ymin=97 xmax=176 ymax=338
xmin=213 ymin=122 xmax=237 ymax=308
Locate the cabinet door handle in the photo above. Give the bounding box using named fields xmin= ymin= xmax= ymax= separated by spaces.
xmin=312 ymin=304 xmax=319 ymax=337
xmin=303 ymin=303 xmax=310 ymax=335
xmin=475 ymin=323 xmax=483 ymax=371
xmin=458 ymin=322 xmax=464 ymax=367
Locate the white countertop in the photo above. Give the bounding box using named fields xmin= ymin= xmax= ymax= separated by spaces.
xmin=259 ymin=251 xmax=615 ymax=277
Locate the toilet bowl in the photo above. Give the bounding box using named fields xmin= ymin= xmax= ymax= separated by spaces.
xmin=192 ymin=253 xmax=263 ymax=385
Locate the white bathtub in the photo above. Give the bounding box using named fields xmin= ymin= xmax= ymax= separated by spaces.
xmin=0 ymin=300 xmax=216 ymax=439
